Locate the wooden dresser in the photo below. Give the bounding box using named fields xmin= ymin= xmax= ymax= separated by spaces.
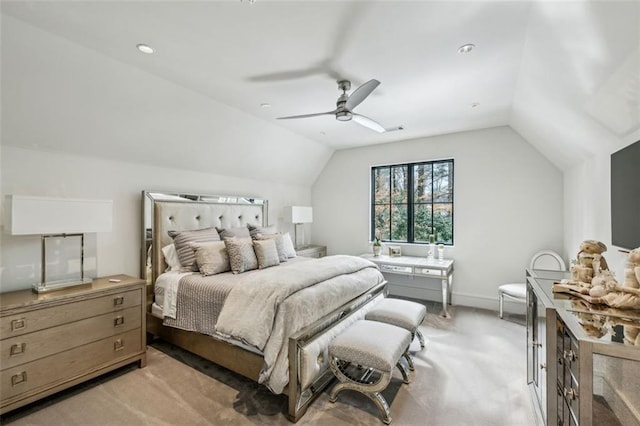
xmin=0 ymin=275 xmax=146 ymax=414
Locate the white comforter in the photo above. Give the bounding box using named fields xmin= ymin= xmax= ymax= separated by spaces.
xmin=215 ymin=255 xmax=383 ymax=393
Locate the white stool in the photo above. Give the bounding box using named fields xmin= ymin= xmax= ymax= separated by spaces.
xmin=329 ymin=320 xmax=411 ymax=424
xmin=365 ymin=298 xmax=426 ymax=370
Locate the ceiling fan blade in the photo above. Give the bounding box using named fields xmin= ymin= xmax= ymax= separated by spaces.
xmin=277 ymin=111 xmax=336 ymax=120
xmin=346 ymin=79 xmax=380 ymax=110
xmin=352 ymin=113 xmax=386 ymax=133
xmin=247 ymin=65 xmax=325 ymax=83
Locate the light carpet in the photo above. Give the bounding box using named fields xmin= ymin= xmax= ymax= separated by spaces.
xmin=2 ymin=303 xmax=536 ymax=426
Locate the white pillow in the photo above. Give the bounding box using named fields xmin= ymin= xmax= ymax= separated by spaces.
xmin=162 ymin=244 xmax=182 ymax=271
xmin=281 ymin=232 xmax=297 ymax=259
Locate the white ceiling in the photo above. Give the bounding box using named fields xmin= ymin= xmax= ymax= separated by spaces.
xmin=1 ymin=0 xmax=532 ymax=149
xmin=1 ymin=1 xmax=638 ymax=176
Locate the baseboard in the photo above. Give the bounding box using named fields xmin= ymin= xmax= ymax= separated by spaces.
xmin=386 ymin=284 xmax=526 ymax=314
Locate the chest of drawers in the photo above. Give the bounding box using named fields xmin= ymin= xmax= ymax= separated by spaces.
xmin=0 ymin=275 xmax=146 ymax=414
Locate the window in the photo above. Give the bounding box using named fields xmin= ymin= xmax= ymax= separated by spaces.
xmin=371 ymin=159 xmax=454 ymax=245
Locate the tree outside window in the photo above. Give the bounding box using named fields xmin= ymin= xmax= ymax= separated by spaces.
xmin=371 ymin=160 xmax=453 ymax=245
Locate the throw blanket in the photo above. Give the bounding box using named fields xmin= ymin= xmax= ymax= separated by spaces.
xmin=215 ymin=255 xmax=384 ymax=393
xmin=216 ymin=255 xmax=377 ymax=349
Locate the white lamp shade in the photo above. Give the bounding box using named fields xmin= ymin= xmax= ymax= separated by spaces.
xmin=290 ymin=206 xmax=313 ymax=224
xmin=6 ymin=195 xmax=113 ymax=235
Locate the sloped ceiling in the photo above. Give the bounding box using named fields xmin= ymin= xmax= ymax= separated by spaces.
xmin=1 ymin=1 xmax=638 ymax=184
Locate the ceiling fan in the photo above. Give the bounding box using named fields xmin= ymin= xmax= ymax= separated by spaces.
xmin=277 ymin=79 xmax=403 ymax=133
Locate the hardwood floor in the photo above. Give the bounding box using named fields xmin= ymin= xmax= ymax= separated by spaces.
xmin=1 ymin=303 xmax=536 ymax=425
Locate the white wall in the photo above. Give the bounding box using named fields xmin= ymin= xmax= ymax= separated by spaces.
xmin=0 ymin=146 xmax=311 ymax=292
xmin=1 ymin=14 xmax=332 ymax=187
xmin=564 ymin=131 xmax=640 ymax=282
xmin=312 ymin=126 xmax=564 ymax=309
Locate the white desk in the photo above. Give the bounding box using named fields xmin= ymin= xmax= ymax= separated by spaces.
xmin=360 ymin=254 xmax=454 ymax=318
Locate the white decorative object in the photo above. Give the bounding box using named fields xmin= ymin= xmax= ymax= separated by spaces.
xmin=438 ymin=244 xmax=445 ymax=261
xmin=289 ymin=206 xmax=313 ymax=249
xmin=5 ymin=195 xmax=113 ymax=293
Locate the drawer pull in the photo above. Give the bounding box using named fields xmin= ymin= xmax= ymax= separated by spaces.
xmin=11 ymin=371 xmax=27 ymax=386
xmin=10 ymin=343 xmax=26 ymax=356
xmin=563 ymin=349 xmax=576 ymax=362
xmin=11 ymin=318 xmax=26 ymax=332
xmin=113 ymin=296 xmax=124 ymax=306
xmin=563 ymin=387 xmax=578 ymax=400
xmin=114 ymin=339 xmax=124 ymax=351
xmin=114 ymin=316 xmax=125 ymax=327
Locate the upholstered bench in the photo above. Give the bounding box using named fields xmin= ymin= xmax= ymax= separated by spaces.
xmin=365 ymin=298 xmax=426 ymax=371
xmin=328 ymin=320 xmax=411 ymax=424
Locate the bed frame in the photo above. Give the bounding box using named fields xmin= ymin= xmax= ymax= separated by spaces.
xmin=141 ymin=191 xmax=386 ymax=422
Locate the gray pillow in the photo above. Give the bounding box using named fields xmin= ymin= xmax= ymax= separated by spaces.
xmin=224 ymin=237 xmax=258 ymax=274
xmin=253 ymin=239 xmax=280 ymax=269
xmin=168 ymin=227 xmax=221 ymax=271
xmin=255 ymin=233 xmax=288 ymax=262
xmin=217 ymin=226 xmax=251 ymax=239
xmin=191 ymin=241 xmax=230 ymax=276
xmin=248 ymin=224 xmax=277 ymax=239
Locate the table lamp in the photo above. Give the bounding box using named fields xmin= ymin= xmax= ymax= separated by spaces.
xmin=5 ymin=195 xmax=113 ymax=293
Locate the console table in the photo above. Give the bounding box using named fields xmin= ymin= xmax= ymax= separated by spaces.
xmin=526 ymin=269 xmax=640 ymax=425
xmin=360 ymin=254 xmax=454 ymax=318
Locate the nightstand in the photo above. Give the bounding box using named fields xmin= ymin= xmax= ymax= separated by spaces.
xmin=0 ymin=275 xmax=146 ymax=414
xmin=295 ymin=245 xmax=327 ymax=258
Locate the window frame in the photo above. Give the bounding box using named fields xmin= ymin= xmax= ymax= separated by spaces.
xmin=370 ymin=159 xmax=454 ymax=245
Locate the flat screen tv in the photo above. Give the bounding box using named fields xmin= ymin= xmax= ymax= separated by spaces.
xmin=611 ymin=140 xmax=640 ymax=250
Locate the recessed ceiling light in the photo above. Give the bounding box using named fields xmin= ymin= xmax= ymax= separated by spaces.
xmin=260 ymin=103 xmax=271 ymax=109
xmin=136 ymin=44 xmax=154 ymax=54
xmin=471 ymin=102 xmax=480 ymax=108
xmin=458 ymin=44 xmax=475 ymax=54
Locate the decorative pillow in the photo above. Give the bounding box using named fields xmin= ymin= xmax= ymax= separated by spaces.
xmin=217 ymin=226 xmax=251 ymax=239
xmin=224 ymin=237 xmax=258 ymax=274
xmin=161 ymin=243 xmax=182 ymax=271
xmin=169 ymin=227 xmax=221 ymax=271
xmin=253 ymin=239 xmax=280 ymax=269
xmin=247 ymin=224 xmax=278 ymax=239
xmin=255 ymin=233 xmax=288 ymax=262
xmin=191 ymin=241 xmax=230 ymax=276
xmin=281 ymin=232 xmax=297 ymax=259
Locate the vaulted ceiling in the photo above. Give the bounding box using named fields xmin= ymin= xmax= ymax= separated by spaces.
xmin=1 ymin=1 xmax=638 ymax=184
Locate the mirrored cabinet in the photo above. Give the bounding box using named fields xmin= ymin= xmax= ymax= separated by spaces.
xmin=526 ymin=269 xmax=640 ymax=426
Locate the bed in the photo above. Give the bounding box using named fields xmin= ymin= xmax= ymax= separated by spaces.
xmin=141 ymin=191 xmax=387 ymax=422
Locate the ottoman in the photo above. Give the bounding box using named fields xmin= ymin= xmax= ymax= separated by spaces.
xmin=328 ymin=319 xmax=411 ymax=424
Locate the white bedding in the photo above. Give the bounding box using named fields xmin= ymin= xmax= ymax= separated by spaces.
xmin=155 ymin=270 xmax=191 ymax=319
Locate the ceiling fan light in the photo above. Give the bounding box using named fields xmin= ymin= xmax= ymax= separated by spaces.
xmin=336 ymin=111 xmax=352 ymax=121
xmin=458 ymin=43 xmax=475 ymax=54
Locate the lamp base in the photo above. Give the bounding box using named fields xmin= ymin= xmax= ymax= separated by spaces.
xmin=32 ymin=278 xmax=92 ymax=294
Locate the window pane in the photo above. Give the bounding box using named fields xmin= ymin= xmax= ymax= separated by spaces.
xmin=374 ymin=205 xmax=390 ymax=240
xmin=391 ymin=166 xmax=408 ymax=203
xmin=413 ymin=203 xmax=433 ymax=242
xmin=413 ymin=164 xmax=433 ymax=202
xmin=434 ymin=162 xmax=453 ymax=202
xmin=374 ymin=167 xmax=390 ymax=204
xmin=433 ymin=203 xmax=453 ymax=244
xmin=391 ymin=204 xmax=408 ymax=241
xmin=371 ymin=159 xmax=453 ymax=245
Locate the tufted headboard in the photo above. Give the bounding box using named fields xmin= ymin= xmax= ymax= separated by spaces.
xmin=142 ymin=191 xmax=267 ymax=284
